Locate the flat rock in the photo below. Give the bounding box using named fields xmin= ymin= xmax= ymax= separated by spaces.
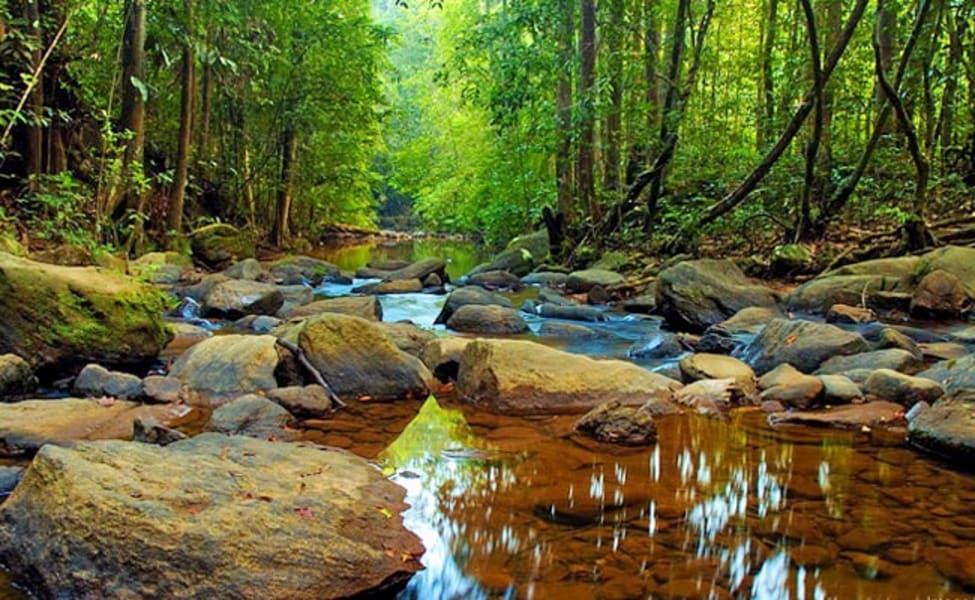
xmin=655 ymin=259 xmax=779 ymax=332
xmin=352 ymin=279 xmax=424 ymax=295
xmin=741 ymin=318 xmax=870 ymax=374
xmin=815 ymin=349 xmax=923 ymax=376
xmin=521 ymin=272 xmax=568 ymax=287
xmin=908 ymin=391 xmax=975 ymax=460
xmin=446 ymin=305 xmax=528 ymax=335
xmin=787 ymin=274 xmax=906 ymax=314
xmin=0 ymin=434 xmax=423 ymax=599
xmin=864 ymin=369 xmax=944 ymax=407
xmin=768 ymin=401 xmax=904 ymax=429
xmin=286 ymin=296 xmax=382 ymax=321
xmin=457 ymin=339 xmax=679 ymax=415
xmin=565 ymin=269 xmax=625 ymax=293
xmin=385 ymin=258 xmax=446 ymax=282
xmin=267 ymin=385 xmax=333 ymax=419
xmin=207 ymin=394 xmax=296 ymax=440
xmin=575 ymin=401 xmax=658 ymax=446
xmin=203 ymin=280 xmax=284 ymax=319
xmin=679 ymin=353 xmax=755 ymax=388
xmin=758 ymin=364 xmax=823 ymax=409
xmin=168 ymin=335 xmax=282 ymax=406
xmin=536 ymin=303 xmax=606 ymax=322
xmin=0 ymin=398 xmax=175 ymax=457
xmin=918 ymin=354 xmax=975 ymax=393
xmin=715 ymin=306 xmax=784 ymax=335
xmin=466 ymin=270 xmax=522 ymax=291
xmin=826 ymin=304 xmax=876 ymax=324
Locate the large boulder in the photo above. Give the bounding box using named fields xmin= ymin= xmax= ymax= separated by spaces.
xmin=922 ymin=245 xmax=975 ymax=290
xmin=222 ymin=258 xmax=266 ymax=281
xmin=72 ymin=363 xmax=144 ymax=400
xmin=189 ymin=223 xmax=255 ymax=269
xmin=375 ymin=322 xmax=436 ymax=358
xmin=446 ymin=305 xmax=528 ymax=335
xmin=908 ymin=391 xmax=975 ymax=459
xmin=457 ymin=339 xmax=679 ymax=415
xmin=0 ymin=252 xmax=172 ymax=374
xmin=286 ymin=296 xmax=382 ymax=321
xmin=129 ymin=252 xmax=192 ymax=284
xmin=787 ymin=274 xmax=907 ymax=314
xmin=655 ymin=259 xmax=779 ymax=332
xmin=506 ymin=230 xmax=550 ymax=263
xmin=168 ymin=335 xmax=284 ymax=406
xmin=0 ymin=398 xmax=175 ymax=457
xmin=203 ymin=280 xmax=284 ymax=319
xmin=0 ymin=354 xmax=35 ymax=398
xmin=0 ymin=434 xmax=423 ymax=599
xmin=918 ymin=354 xmax=975 ymax=393
xmin=434 ymin=287 xmax=513 ymax=325
xmin=480 ymin=247 xmax=534 ymax=277
xmin=863 ymin=369 xmax=944 ymax=407
xmin=740 ymin=319 xmax=870 ymax=374
xmin=295 ymin=314 xmax=431 ymax=402
xmin=910 ymin=269 xmax=970 ymax=320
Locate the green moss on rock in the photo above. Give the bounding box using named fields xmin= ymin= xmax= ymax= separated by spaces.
xmin=189 ymin=224 xmax=255 ymax=269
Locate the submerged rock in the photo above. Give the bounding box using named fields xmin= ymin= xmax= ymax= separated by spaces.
xmin=656 ymin=259 xmax=779 ymax=332
xmin=575 ymin=401 xmax=659 ymax=446
xmin=0 ymin=434 xmax=423 ymax=599
xmin=168 ymin=335 xmax=283 ymax=406
xmin=0 ymin=252 xmax=172 ymax=374
xmin=909 ymin=391 xmax=975 ymax=460
xmin=457 ymin=339 xmax=679 ymax=415
xmin=741 ymin=318 xmax=870 ymax=374
xmin=0 ymin=398 xmax=175 ymax=457
xmin=768 ymin=401 xmax=904 ymax=429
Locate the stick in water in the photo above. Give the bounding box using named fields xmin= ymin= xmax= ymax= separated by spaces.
xmin=275 ymin=338 xmax=347 ymax=409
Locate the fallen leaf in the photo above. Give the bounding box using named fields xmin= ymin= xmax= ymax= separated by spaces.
xmin=357 ymin=395 xmax=373 ymax=402
xmin=294 ymin=506 xmax=314 ymax=518
xmin=96 ymin=396 xmax=115 ymax=407
xmin=784 ymin=334 xmax=798 ymax=346
xmin=377 ymin=506 xmax=393 ymax=519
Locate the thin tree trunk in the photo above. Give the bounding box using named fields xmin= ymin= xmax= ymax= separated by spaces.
xmin=117 ymin=0 xmax=146 ymax=217
xmin=25 ymin=0 xmax=43 ymax=185
xmin=796 ymin=0 xmax=823 ymax=241
xmin=168 ymin=0 xmax=195 ymax=241
xmin=758 ymin=0 xmax=778 ymax=149
xmin=692 ymin=0 xmax=869 ymax=232
xmin=577 ymin=0 xmax=597 ymax=220
xmin=873 ymin=1 xmax=896 ymax=132
xmin=273 ymin=127 xmax=296 ymax=247
xmin=625 ymin=0 xmax=659 ymax=184
xmin=555 ymin=0 xmax=574 ymax=230
xmin=604 ymin=0 xmax=624 ymax=192
xmin=937 ymin=3 xmax=962 ymax=157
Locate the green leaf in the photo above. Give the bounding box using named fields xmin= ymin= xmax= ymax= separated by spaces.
xmin=130 ymin=76 xmax=149 ymax=103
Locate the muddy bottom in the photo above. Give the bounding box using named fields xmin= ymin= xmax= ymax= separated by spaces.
xmin=304 ymin=394 xmax=975 ymax=599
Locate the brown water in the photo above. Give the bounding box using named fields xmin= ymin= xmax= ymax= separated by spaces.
xmin=305 ymin=395 xmax=975 ymax=599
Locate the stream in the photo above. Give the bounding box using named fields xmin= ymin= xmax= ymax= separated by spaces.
xmin=3 ymin=239 xmax=975 ymax=599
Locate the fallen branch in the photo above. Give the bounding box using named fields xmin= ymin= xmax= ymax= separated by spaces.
xmin=275 ymin=338 xmax=346 ymax=410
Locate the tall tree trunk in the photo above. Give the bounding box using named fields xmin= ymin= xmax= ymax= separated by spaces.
xmin=168 ymin=0 xmax=195 ymax=241
xmin=555 ymin=0 xmax=574 ymax=230
xmin=796 ymin=0 xmax=823 ymax=241
xmin=604 ymin=0 xmax=624 ymax=192
xmin=625 ymin=0 xmax=659 ymax=184
xmin=937 ymin=3 xmax=962 ymax=157
xmin=819 ymin=0 xmax=842 ymax=168
xmin=873 ymin=0 xmax=896 ymax=133
xmin=273 ymin=127 xmax=297 ymax=247
xmin=757 ymin=0 xmax=778 ymax=149
xmin=118 ymin=0 xmax=146 ymax=216
xmin=25 ymin=0 xmax=43 ymax=185
xmin=577 ymin=0 xmax=597 ymax=220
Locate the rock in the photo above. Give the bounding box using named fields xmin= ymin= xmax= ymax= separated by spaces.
xmin=421 ymin=337 xmax=472 ymax=382
xmin=267 ymin=386 xmax=333 ymax=419
xmin=538 ymin=287 xmax=573 ymax=305
xmin=741 ymin=318 xmax=870 ymax=374
xmin=758 ymin=364 xmax=823 ymax=409
xmin=222 ymin=258 xmax=265 ymax=281
xmin=0 ymin=233 xmax=26 ymax=257
xmin=275 ymin=285 xmax=314 ymax=313
xmin=845 ymin=552 xmax=895 ymax=580
xmin=446 ymin=305 xmax=528 ymax=335
xmin=565 ymin=269 xmax=625 ymax=293
xmin=422 ymin=273 xmax=442 ymax=287
xmin=434 ymin=286 xmax=512 ymax=325
xmin=171 ymin=273 xmax=230 ymax=303
xmin=30 ymin=244 xmax=94 ymax=266
xmin=269 ymin=256 xmax=340 ymax=285
xmin=296 ymin=314 xmax=431 ymax=402
xmin=826 ymin=255 xmax=921 ymax=278
xmin=385 ymin=258 xmax=447 ymax=282
xmin=715 ymin=306 xmax=784 ymax=335
xmin=367 ymin=259 xmax=411 ymax=271
xmin=0 ymin=253 xmax=172 ymax=374
xmin=787 ymin=274 xmax=906 ymax=314
xmin=920 ymin=342 xmax=970 ymax=361
xmin=286 ymin=296 xmax=382 ymax=321
xmin=536 ymin=303 xmax=606 ymax=322
xmin=457 ymin=339 xmax=679 ymax=415
xmin=818 ymin=375 xmax=863 ymax=404
xmin=168 ymin=335 xmax=283 ymax=406
xmin=0 ymin=434 xmax=423 ymax=599
xmin=590 ymin=250 xmax=628 ymax=271
xmin=203 ymin=280 xmax=284 ymax=319
xmin=620 ymin=292 xmax=657 ymax=315
xmin=919 ymin=354 xmax=975 ymax=393
xmin=674 ymin=379 xmax=752 ymax=416
xmin=353 ymin=279 xmax=424 ymax=295
xmin=189 ymin=223 xmax=255 ymax=269
xmin=826 ymin=303 xmax=877 ymax=324
xmin=768 ymin=401 xmax=904 ymax=429
xmin=481 ymin=247 xmax=534 ymax=277
xmin=863 ymin=369 xmax=944 ymax=407
xmin=141 ymin=375 xmax=183 ymax=404
xmin=575 ymin=401 xmax=658 ymax=446
xmin=656 ymin=259 xmax=779 ymax=332
xmin=934 ymin=548 xmax=975 ymax=591
xmin=166 ymin=321 xmax=211 ymax=350
xmin=0 ymin=398 xmax=175 ymax=457
xmin=506 ymin=230 xmax=550 ymax=264
xmin=207 ymin=394 xmax=296 ymax=440
xmin=910 ymin=269 xmax=970 ymax=319
xmin=129 ymin=252 xmax=192 ymax=283
xmin=628 ymin=333 xmax=684 ymax=359
xmin=694 ymin=328 xmax=740 ymax=355
xmin=816 ymin=349 xmax=923 ymax=375
xmin=770 ymin=244 xmax=812 ymax=275
xmin=521 ymin=272 xmax=568 ymax=287
xmin=0 ymin=466 xmax=23 ymax=496
xmin=0 ymin=354 xmax=36 ymax=398
xmin=833 ymin=369 xmax=875 ymax=386
xmin=537 ymin=322 xmax=600 ymax=337
xmin=679 ymin=353 xmax=756 ymax=388
xmin=908 ymin=391 xmax=975 ymax=460
xmin=235 ymin=314 xmax=283 ymax=333
xmin=466 ymin=270 xmax=522 ymax=291
xmin=72 ymin=364 xmax=143 ymax=400
xmin=376 ymin=322 xmax=437 ymax=358
xmin=921 ymin=245 xmax=975 ymax=289
xmin=133 ymin=416 xmax=187 ymax=446
xmin=865 ymin=325 xmax=923 ymax=357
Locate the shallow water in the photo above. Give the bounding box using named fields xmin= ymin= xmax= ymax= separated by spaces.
xmin=313 ymin=238 xmax=487 ymax=282
xmin=305 ymin=396 xmax=975 ymax=599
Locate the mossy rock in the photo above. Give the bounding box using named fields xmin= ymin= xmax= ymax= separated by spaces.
xmin=0 ymin=233 xmax=26 ymax=257
xmin=189 ymin=224 xmax=255 ymax=269
xmin=506 ymin=230 xmax=550 ymax=263
xmin=770 ymin=244 xmax=812 ymax=275
xmin=0 ymin=252 xmax=173 ymax=376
